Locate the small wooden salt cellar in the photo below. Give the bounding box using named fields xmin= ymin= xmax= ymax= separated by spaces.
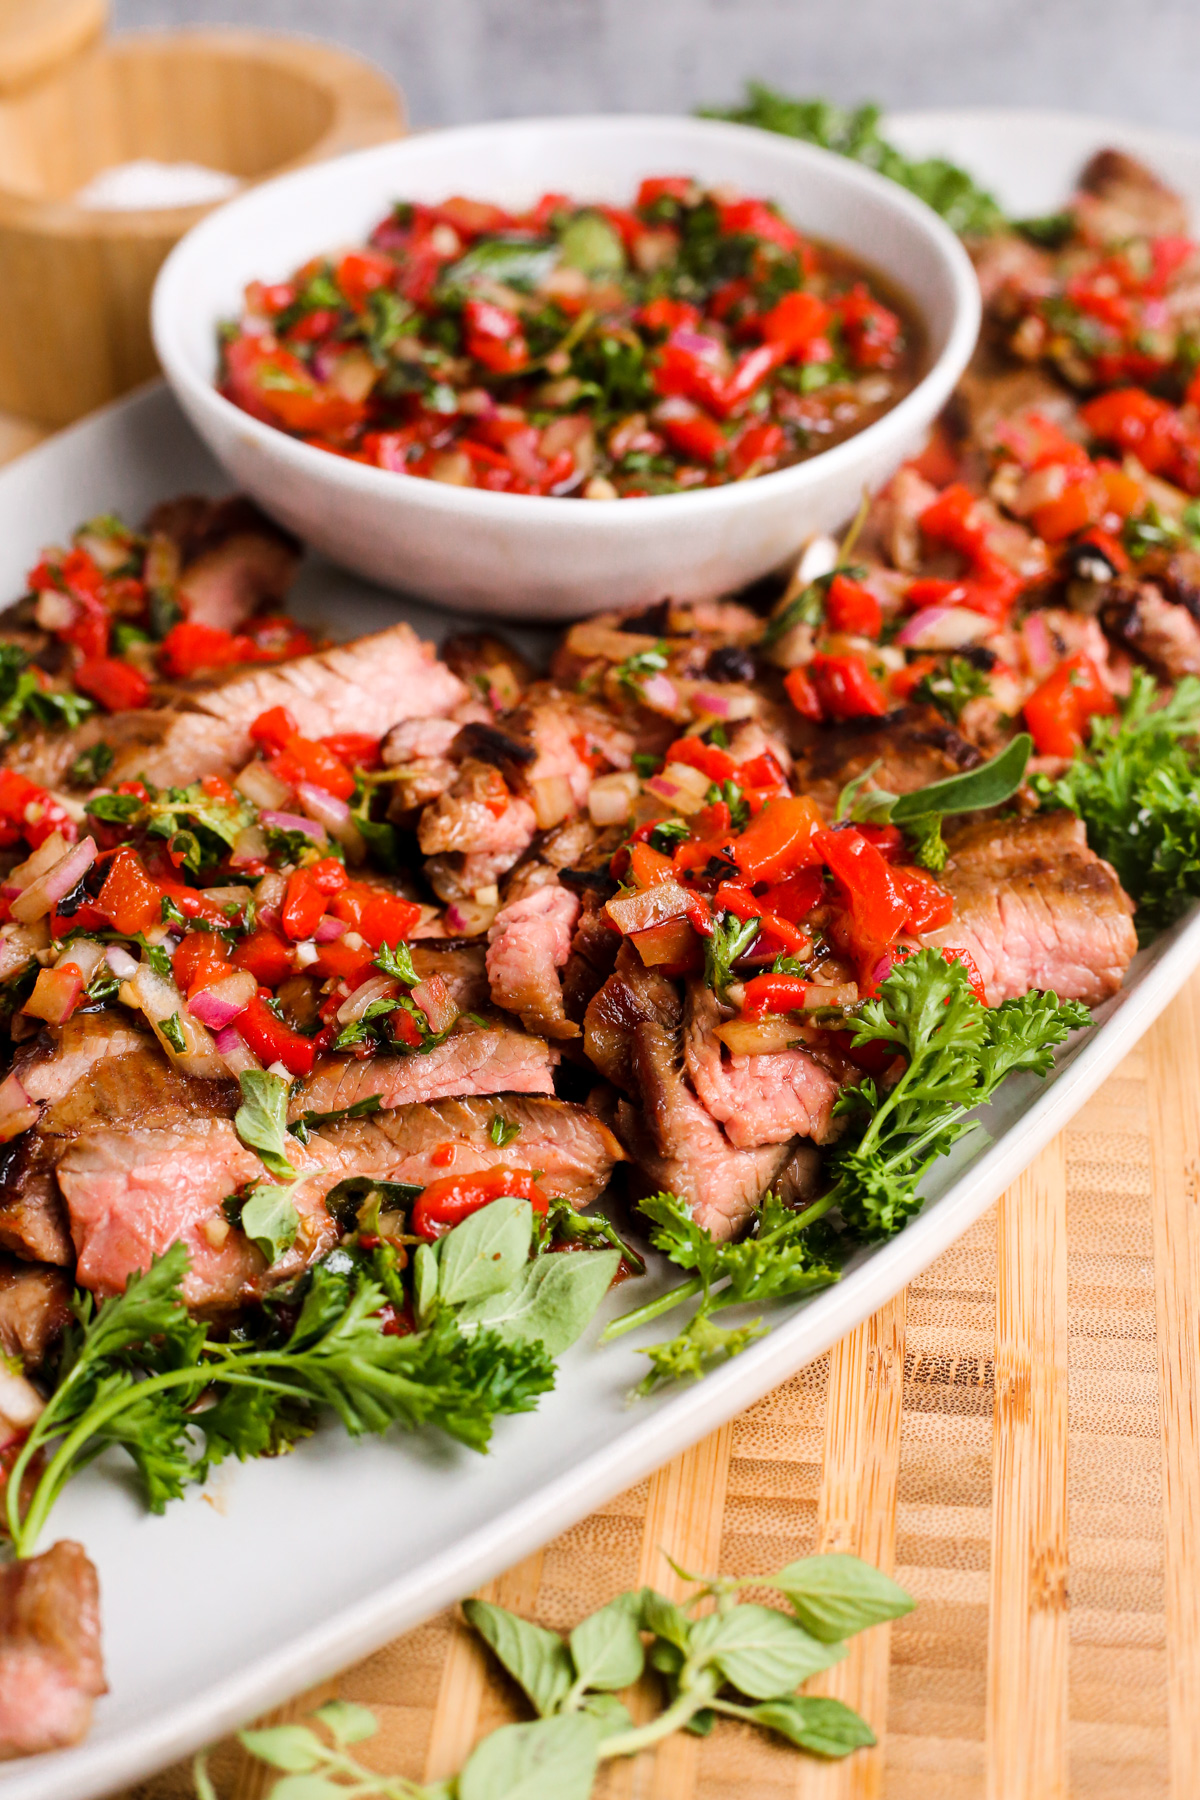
xmin=0 ymin=0 xmax=406 ymax=426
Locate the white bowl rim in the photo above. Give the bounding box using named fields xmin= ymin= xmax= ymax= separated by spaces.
xmin=152 ymin=111 xmax=980 ymax=527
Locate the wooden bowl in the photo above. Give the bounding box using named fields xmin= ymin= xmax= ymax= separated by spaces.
xmin=0 ymin=29 xmax=405 ymax=425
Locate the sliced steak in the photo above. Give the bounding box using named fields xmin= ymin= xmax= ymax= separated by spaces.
xmin=791 ymin=711 xmax=981 ymax=818
xmin=310 ymin=1094 xmax=624 ymax=1209
xmin=561 ymin=892 xmax=621 ymax=1025
xmin=486 ymin=882 xmax=581 ymax=1040
xmin=0 ymin=1260 xmax=70 ymax=1370
xmin=515 ymin=688 xmax=635 ymax=810
xmin=14 ymin=623 xmax=468 ymax=791
xmin=922 ymin=811 xmax=1137 ymax=1004
xmin=1075 ymin=147 xmax=1189 ymax=242
xmin=0 ymin=1541 xmax=106 ymax=1758
xmin=588 ymin=956 xmax=790 ymax=1239
xmin=418 ymin=760 xmax=538 ymax=886
xmin=683 ymin=981 xmax=841 ymax=1151
xmin=56 ymin=1117 xmax=337 ymax=1307
xmin=0 ymin=1030 xmax=239 ymax=1267
xmin=409 ymin=941 xmax=488 ymax=1013
xmin=289 ymin=1018 xmax=557 ymax=1120
xmin=1101 ymin=579 xmax=1200 ymax=680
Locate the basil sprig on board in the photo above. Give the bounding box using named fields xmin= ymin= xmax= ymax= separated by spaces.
xmin=204 ymin=1553 xmax=913 ymax=1799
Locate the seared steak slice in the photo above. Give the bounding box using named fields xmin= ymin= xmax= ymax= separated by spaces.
xmin=791 ymin=711 xmax=981 ymax=818
xmin=1075 ymin=147 xmax=1189 ymax=242
xmin=514 ymin=687 xmax=635 ymax=810
xmin=562 ymin=892 xmax=621 ymax=1024
xmin=409 ymin=941 xmax=488 ymax=1013
xmin=418 ymin=759 xmax=538 ymax=887
xmin=0 ymin=1030 xmax=239 ymax=1267
xmin=486 ymin=882 xmax=581 ymax=1040
xmin=683 ymin=981 xmax=841 ymax=1151
xmin=617 ymin=1013 xmax=793 ymax=1242
xmin=56 ymin=1118 xmax=337 ymax=1307
xmin=145 ymin=494 xmax=301 ymax=634
xmin=59 ymin=1094 xmax=622 ymax=1309
xmin=15 ymin=622 xmax=467 ymax=790
xmin=590 ymin=956 xmax=790 ymax=1239
xmin=922 ymin=812 xmax=1137 ymax=1004
xmin=1101 ymin=580 xmax=1200 ymax=680
xmin=289 ymin=1018 xmax=557 ymax=1120
xmin=0 ymin=1541 xmax=106 ymax=1758
xmin=0 ymin=1260 xmax=70 ymax=1370
xmin=311 ymin=1095 xmax=624 ymax=1208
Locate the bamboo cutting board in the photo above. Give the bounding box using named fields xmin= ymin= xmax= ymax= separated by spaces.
xmin=121 ymin=965 xmax=1200 ymax=1800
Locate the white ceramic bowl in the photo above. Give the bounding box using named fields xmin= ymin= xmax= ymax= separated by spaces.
xmin=152 ymin=114 xmax=979 ymax=620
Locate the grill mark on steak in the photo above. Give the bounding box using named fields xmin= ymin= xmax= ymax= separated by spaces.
xmin=1100 ymin=578 xmax=1200 ymax=680
xmin=923 ymin=811 xmax=1137 ymax=1004
xmin=683 ymin=981 xmax=841 ymax=1151
xmin=0 ymin=1541 xmax=106 ymax=1758
xmin=289 ymin=1018 xmax=557 ymax=1120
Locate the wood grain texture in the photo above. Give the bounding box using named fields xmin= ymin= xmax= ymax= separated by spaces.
xmin=1145 ymin=975 xmax=1200 ymax=1800
xmin=422 ymin=1551 xmax=546 ymax=1782
xmin=987 ymin=1136 xmax=1069 ymax=1800
xmin=0 ymin=31 xmax=404 ymax=422
xmin=798 ymin=1295 xmax=907 ymax=1800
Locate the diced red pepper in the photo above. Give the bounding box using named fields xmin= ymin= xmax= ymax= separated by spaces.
xmin=783 ymin=665 xmax=822 ymax=721
xmin=237 ymin=991 xmax=318 ymax=1077
xmin=159 ymin=621 xmax=248 ymax=679
xmin=411 ymin=1167 xmax=550 ymax=1241
xmin=174 ymin=932 xmax=232 ymax=998
xmin=268 ymin=735 xmax=355 ymax=802
xmin=231 ymin=928 xmax=295 ymax=988
xmin=330 ymin=882 xmax=422 ymax=948
xmin=920 ymin=482 xmax=986 ymax=558
xmin=335 ymin=249 xmax=396 ymax=310
xmin=823 ymin=573 xmax=883 ymax=638
xmin=733 ymin=795 xmax=823 ymax=885
xmin=657 ymin=402 xmax=727 ymax=464
xmin=838 ymin=283 xmax=903 ymax=368
xmin=637 ymin=295 xmax=701 ymax=335
xmin=1080 ymin=388 xmax=1184 ymax=477
xmin=1023 ymin=651 xmax=1117 ymax=758
xmin=891 ymin=864 xmax=954 ymax=934
xmin=320 ymin=732 xmax=382 ymax=770
xmin=637 ymin=176 xmax=694 ymax=209
xmin=0 ymin=769 xmax=77 ymax=850
xmin=709 ymin=342 xmax=790 ymax=417
xmin=759 ymin=290 xmax=833 ymax=356
xmin=250 ymin=707 xmax=299 ymax=753
xmin=808 ymin=653 xmax=889 ymax=721
xmin=1031 ymin=480 xmax=1101 ymax=544
xmin=815 ymin=826 xmax=908 ymax=967
xmin=463 ymin=298 xmax=529 ymax=375
xmin=664 ymin=737 xmax=736 ymax=782
xmin=741 ymin=972 xmax=811 ymax=1018
xmin=728 ymin=420 xmax=786 ymax=478
xmin=281 ymin=868 xmax=328 ymax=941
xmin=74 ymin=656 xmax=151 ymax=713
xmin=716 ymin=196 xmax=802 ymax=253
xmin=97 ymin=848 xmax=163 ymax=937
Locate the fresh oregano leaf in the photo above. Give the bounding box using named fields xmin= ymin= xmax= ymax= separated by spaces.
xmin=768 ymin=1552 xmax=915 ymax=1642
xmin=237 ymin=1724 xmax=324 ymax=1772
xmin=748 ymin=1693 xmax=876 ymax=1757
xmin=568 ymin=1592 xmax=645 ymax=1691
xmin=581 ymin=1692 xmax=633 ymax=1736
xmin=640 ymin=1588 xmax=692 ymax=1652
xmin=437 ymin=1197 xmax=533 ymax=1308
xmin=238 ymin=1181 xmax=301 ymax=1266
xmin=413 ymin=1241 xmax=440 ymax=1325
xmin=685 ymin=1707 xmax=716 ymax=1737
xmin=691 ymin=1604 xmax=844 ymax=1699
xmin=455 ymin=1249 xmax=620 ymax=1357
xmin=234 ymin=1069 xmax=297 ymax=1180
xmin=463 ymin=1598 xmax=573 ymax=1717
xmin=458 ymin=1711 xmax=598 ymax=1800
xmin=313 ymin=1698 xmax=378 ymax=1746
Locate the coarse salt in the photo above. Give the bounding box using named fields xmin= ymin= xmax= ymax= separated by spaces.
xmin=73 ymin=159 xmax=241 ymax=211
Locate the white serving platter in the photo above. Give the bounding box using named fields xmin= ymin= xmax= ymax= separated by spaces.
xmin=2 ymin=107 xmax=1199 ymax=1800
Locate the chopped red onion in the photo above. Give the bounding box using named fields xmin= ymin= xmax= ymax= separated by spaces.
xmin=213 ymin=1025 xmax=242 ymax=1054
xmin=895 ymin=606 xmax=991 ymax=651
xmin=297 ymin=782 xmax=350 ymax=825
xmin=315 ymin=915 xmax=347 ymax=942
xmin=188 ymin=990 xmax=244 ymax=1030
xmin=639 ymin=672 xmax=680 ymax=713
xmin=105 ymin=945 xmax=139 ymax=979
xmin=10 ymin=837 xmax=96 ymax=924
